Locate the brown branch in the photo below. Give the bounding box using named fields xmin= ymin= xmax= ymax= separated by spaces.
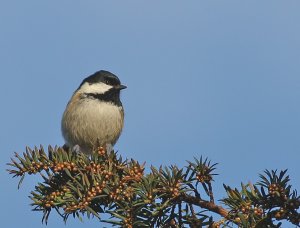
xmin=180 ymin=193 xmax=229 ymax=218
xmin=208 ymin=182 xmax=214 ymax=203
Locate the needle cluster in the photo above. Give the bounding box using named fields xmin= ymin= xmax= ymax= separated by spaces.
xmin=7 ymin=146 xmax=300 ymax=227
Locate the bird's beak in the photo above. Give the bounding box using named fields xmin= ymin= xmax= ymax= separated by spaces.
xmin=114 ymin=85 xmax=127 ymax=90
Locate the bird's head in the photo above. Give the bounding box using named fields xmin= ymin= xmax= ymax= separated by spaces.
xmin=77 ymin=70 xmax=126 ymax=95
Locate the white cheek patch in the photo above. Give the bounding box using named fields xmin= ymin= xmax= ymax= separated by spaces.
xmin=78 ymin=82 xmax=113 ymax=94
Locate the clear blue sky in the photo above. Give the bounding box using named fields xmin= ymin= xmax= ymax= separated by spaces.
xmin=1 ymin=1 xmax=299 ymax=227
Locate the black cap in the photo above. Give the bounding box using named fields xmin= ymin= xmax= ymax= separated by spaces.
xmin=79 ymin=70 xmax=122 ymax=88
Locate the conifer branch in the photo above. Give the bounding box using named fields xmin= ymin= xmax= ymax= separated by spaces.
xmin=7 ymin=146 xmax=300 ymax=227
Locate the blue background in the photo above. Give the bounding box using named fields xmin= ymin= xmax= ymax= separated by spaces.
xmin=1 ymin=1 xmax=299 ymax=227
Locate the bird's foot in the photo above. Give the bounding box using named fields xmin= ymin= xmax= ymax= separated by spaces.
xmin=62 ymin=144 xmax=70 ymax=151
xmin=105 ymin=143 xmax=114 ymax=153
xmin=72 ymin=144 xmax=81 ymax=153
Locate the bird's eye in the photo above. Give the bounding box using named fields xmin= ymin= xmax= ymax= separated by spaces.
xmin=105 ymin=80 xmax=110 ymax=85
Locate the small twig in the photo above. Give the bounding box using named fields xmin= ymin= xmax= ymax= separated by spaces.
xmin=181 ymin=193 xmax=228 ymax=218
xmin=208 ymin=182 xmax=214 ymax=203
xmin=189 ymin=203 xmax=197 ymax=219
xmin=178 ymin=202 xmax=182 ymax=226
xmin=169 ymin=204 xmax=176 ymax=224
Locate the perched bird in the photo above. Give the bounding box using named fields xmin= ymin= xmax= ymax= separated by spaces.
xmin=61 ymin=70 xmax=126 ymax=154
